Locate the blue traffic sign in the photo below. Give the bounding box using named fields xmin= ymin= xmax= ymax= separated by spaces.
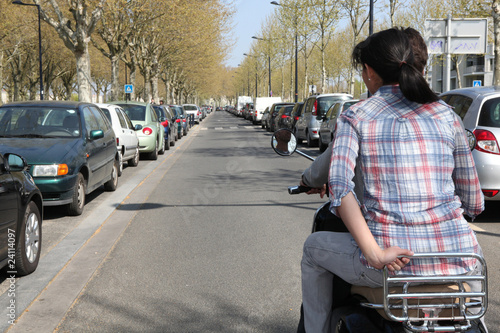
xmin=473 ymin=80 xmax=482 ymax=87
xmin=124 ymin=84 xmax=134 ymax=93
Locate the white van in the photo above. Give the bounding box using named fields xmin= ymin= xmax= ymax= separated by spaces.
xmin=237 ymin=96 xmax=253 ymax=117
xmin=252 ymin=97 xmax=282 ymax=124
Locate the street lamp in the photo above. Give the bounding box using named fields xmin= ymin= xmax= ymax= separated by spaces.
xmin=243 ymin=53 xmax=258 ymax=98
xmin=252 ymin=36 xmax=272 ymax=97
xmin=271 ymin=1 xmax=298 ymax=102
xmin=12 ymin=0 xmax=44 ymax=100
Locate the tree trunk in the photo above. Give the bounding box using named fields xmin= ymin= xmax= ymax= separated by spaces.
xmin=0 ymin=51 xmax=3 ymax=105
xmin=75 ymin=46 xmax=92 ymax=102
xmin=493 ymin=0 xmax=500 ymax=85
xmin=110 ymin=55 xmax=120 ymax=101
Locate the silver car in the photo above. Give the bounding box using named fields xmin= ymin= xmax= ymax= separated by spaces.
xmin=295 ymin=93 xmax=353 ymax=147
xmin=318 ymin=99 xmax=359 ymax=152
xmin=441 ymin=86 xmax=500 ymax=201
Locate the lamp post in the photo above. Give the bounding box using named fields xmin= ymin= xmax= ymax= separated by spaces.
xmin=252 ymin=36 xmax=272 ymax=97
xmin=243 ymin=53 xmax=259 ymax=98
xmin=271 ymin=1 xmax=298 ymax=102
xmin=12 ymin=0 xmax=44 ymax=100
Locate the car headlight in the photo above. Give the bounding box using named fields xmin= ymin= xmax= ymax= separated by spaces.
xmin=32 ymin=164 xmax=69 ymax=177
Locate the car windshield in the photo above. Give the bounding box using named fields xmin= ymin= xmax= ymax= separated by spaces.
xmin=0 ymin=106 xmax=80 ymax=138
xmin=318 ymin=96 xmax=348 ymax=116
xmin=479 ymin=97 xmax=500 ymax=128
xmin=183 ymin=105 xmax=197 ymax=111
xmin=116 ymin=104 xmax=146 ymax=121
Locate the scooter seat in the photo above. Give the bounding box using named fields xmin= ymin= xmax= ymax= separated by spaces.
xmin=352 ymin=283 xmax=471 ymax=320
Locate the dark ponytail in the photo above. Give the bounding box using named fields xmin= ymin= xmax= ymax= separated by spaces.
xmin=352 ymin=27 xmax=439 ymax=104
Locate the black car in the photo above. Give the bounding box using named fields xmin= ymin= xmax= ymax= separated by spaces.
xmin=0 ymin=152 xmax=43 ymax=275
xmin=0 ymin=101 xmax=119 ymax=216
xmin=273 ymin=104 xmax=296 ymax=131
xmin=290 ymin=102 xmax=304 ymax=131
xmin=268 ymin=102 xmax=295 ymax=132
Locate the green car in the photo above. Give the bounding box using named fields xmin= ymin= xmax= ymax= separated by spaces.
xmin=0 ymin=101 xmax=119 ymax=216
xmin=109 ymin=101 xmax=165 ymax=160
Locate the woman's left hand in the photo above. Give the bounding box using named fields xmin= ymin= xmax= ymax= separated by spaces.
xmin=367 ymin=246 xmax=414 ymax=271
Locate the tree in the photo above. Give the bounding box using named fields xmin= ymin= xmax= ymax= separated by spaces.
xmin=32 ymin=0 xmax=104 ymax=102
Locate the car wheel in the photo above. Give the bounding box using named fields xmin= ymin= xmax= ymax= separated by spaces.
xmin=104 ymin=158 xmax=119 ymax=191
xmin=178 ymin=131 xmax=182 ymax=140
xmin=117 ymin=151 xmax=123 ymax=177
xmin=129 ymin=146 xmax=140 ymax=167
xmin=295 ymin=128 xmax=303 ymax=144
xmin=307 ymin=131 xmax=317 ymax=147
xmin=170 ymin=137 xmax=175 ymax=146
xmin=319 ymin=136 xmax=327 ymax=153
xmin=148 ymin=140 xmax=158 ymax=160
xmin=15 ymin=201 xmax=41 ymax=276
xmin=165 ymin=139 xmax=170 ymax=150
xmin=158 ymin=137 xmax=165 ymax=155
xmin=68 ymin=173 xmax=86 ymax=216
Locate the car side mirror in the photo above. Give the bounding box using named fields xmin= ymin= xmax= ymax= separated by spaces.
xmin=134 ymin=124 xmax=143 ymax=131
xmin=271 ymin=129 xmax=297 ymax=156
xmin=4 ymin=153 xmax=28 ymax=172
xmin=89 ymin=130 xmax=104 ymax=140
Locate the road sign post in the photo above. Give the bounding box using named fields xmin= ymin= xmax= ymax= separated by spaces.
xmin=425 ymin=17 xmax=488 ymax=93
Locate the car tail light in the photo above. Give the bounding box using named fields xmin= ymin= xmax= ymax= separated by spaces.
xmin=143 ymin=127 xmax=153 ymax=135
xmin=294 ymin=116 xmax=299 ymax=121
xmin=281 ymin=114 xmax=289 ymax=119
xmin=182 ymin=119 xmax=186 ymax=123
xmin=312 ymin=100 xmax=318 ymax=116
xmin=116 ymin=138 xmax=119 ymax=146
xmin=176 ymin=119 xmax=180 ymax=123
xmin=161 ymin=120 xmax=169 ymax=127
xmin=482 ymin=189 xmax=499 ymax=197
xmin=474 ymin=129 xmax=500 ymax=154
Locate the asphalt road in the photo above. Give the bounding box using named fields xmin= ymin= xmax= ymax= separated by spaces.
xmin=1 ymin=111 xmax=499 ymax=332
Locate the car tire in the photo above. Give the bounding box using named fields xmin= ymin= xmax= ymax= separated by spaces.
xmin=117 ymin=151 xmax=123 ymax=177
xmin=319 ymin=136 xmax=327 ymax=153
xmin=104 ymin=158 xmax=119 ymax=191
xmin=295 ymin=128 xmax=303 ymax=144
xmin=148 ymin=140 xmax=158 ymax=160
xmin=158 ymin=138 xmax=165 ymax=155
xmin=68 ymin=173 xmax=86 ymax=216
xmin=170 ymin=137 xmax=175 ymax=147
xmin=129 ymin=147 xmax=140 ymax=167
xmin=15 ymin=201 xmax=41 ymax=276
xmin=307 ymin=131 xmax=317 ymax=147
xmin=165 ymin=139 xmax=170 ymax=150
xmin=178 ymin=131 xmax=182 ymax=140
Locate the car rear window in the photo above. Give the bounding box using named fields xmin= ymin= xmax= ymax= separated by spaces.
xmin=117 ymin=104 xmax=146 ymax=121
xmin=478 ymin=97 xmax=500 ymax=128
xmin=183 ymin=105 xmax=197 ymax=111
xmin=318 ymin=96 xmax=348 ymax=116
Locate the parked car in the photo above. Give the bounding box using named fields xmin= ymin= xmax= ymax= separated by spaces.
xmin=295 ymin=93 xmax=353 ymax=147
xmin=0 ymin=101 xmax=119 ymax=216
xmin=0 ymin=152 xmax=43 ymax=275
xmin=169 ymin=104 xmax=188 ymax=136
xmin=153 ymin=105 xmax=177 ymax=150
xmin=290 ymin=102 xmax=304 ymax=131
xmin=97 ymin=103 xmax=141 ymax=176
xmin=261 ymin=107 xmax=271 ymax=130
xmin=273 ymin=104 xmax=296 ymax=131
xmin=183 ymin=104 xmax=201 ymax=124
xmin=318 ymin=99 xmax=360 ymax=152
xmin=441 ymin=86 xmax=500 ymax=201
xmin=252 ymin=97 xmax=282 ymax=124
xmin=110 ymin=101 xmax=165 ymax=160
xmin=268 ymin=102 xmax=295 ymax=132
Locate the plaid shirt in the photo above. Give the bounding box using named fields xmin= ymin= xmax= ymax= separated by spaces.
xmin=329 ymin=85 xmax=484 ymax=276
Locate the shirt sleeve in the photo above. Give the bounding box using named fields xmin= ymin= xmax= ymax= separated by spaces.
xmin=328 ymin=112 xmax=360 ymax=213
xmin=451 ymin=115 xmax=484 ymax=219
xmin=302 ymin=141 xmax=332 ymax=188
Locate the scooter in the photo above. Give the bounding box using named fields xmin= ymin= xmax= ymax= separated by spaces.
xmin=271 ymin=128 xmax=488 ymax=333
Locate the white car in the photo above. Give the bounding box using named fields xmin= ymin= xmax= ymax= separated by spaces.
xmin=97 ymin=103 xmax=140 ymax=176
xmin=183 ymin=104 xmax=201 ymax=124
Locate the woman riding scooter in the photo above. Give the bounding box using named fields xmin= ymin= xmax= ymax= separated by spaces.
xmin=300 ymin=27 xmax=486 ymax=333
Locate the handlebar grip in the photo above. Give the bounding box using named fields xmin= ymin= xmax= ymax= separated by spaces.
xmin=288 ymin=185 xmax=312 ymax=194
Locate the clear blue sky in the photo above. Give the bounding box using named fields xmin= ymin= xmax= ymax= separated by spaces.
xmin=226 ymin=0 xmax=276 ymax=69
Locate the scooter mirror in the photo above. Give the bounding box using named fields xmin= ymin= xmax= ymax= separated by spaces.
xmin=271 ymin=129 xmax=297 ymax=156
xmin=466 ymin=129 xmax=476 ymax=151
